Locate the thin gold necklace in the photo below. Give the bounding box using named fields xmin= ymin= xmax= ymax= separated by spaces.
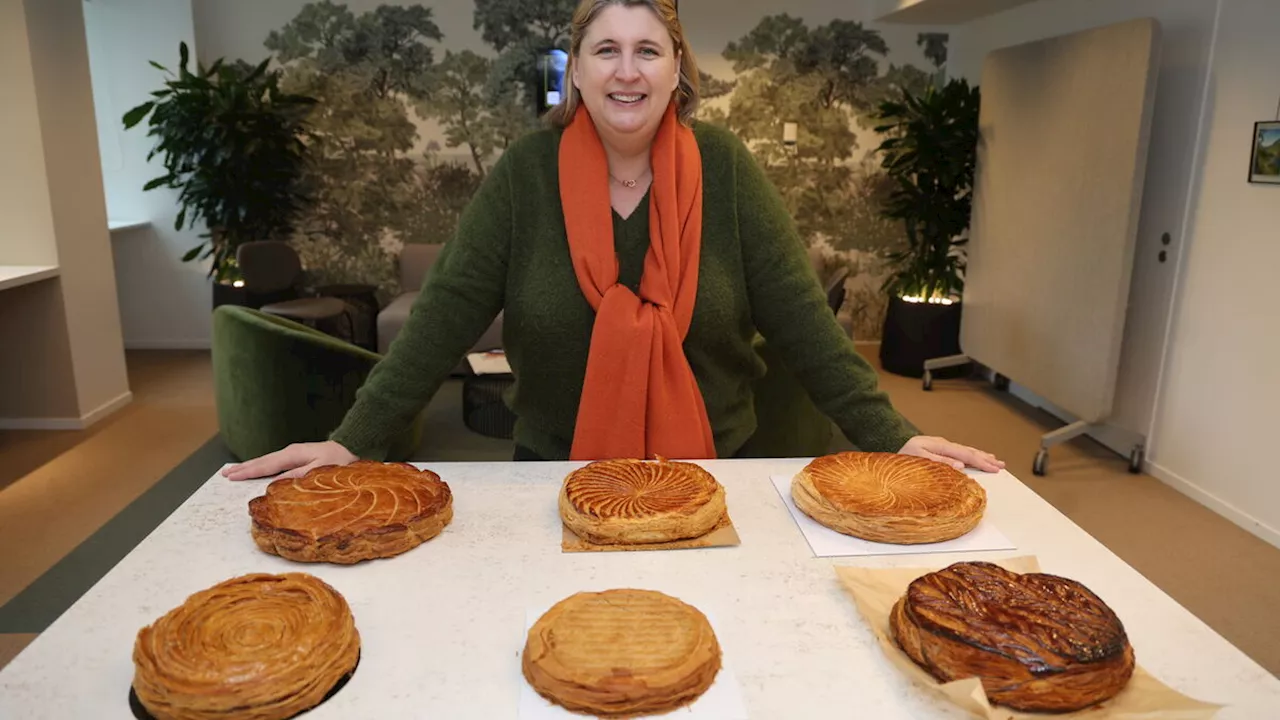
xmin=609 ymin=170 xmax=650 ymax=189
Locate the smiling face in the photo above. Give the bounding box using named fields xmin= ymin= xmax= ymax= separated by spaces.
xmin=571 ymin=4 xmax=680 ymax=144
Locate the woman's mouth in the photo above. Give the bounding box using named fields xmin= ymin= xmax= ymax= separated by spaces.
xmin=608 ymin=93 xmax=646 ymax=105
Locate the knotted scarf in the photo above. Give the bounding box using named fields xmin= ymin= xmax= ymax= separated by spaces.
xmin=559 ymin=102 xmax=717 ymax=460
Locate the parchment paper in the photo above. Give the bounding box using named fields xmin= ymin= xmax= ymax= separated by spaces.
xmin=835 ymin=557 xmax=1222 ymax=719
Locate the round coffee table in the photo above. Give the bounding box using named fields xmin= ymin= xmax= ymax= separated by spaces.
xmin=313 ymin=283 xmax=379 ymax=351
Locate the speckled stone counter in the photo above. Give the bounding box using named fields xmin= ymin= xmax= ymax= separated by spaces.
xmin=2 ymin=459 xmax=1277 ymax=718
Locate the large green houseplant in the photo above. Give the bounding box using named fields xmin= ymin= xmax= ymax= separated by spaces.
xmin=872 ymin=78 xmax=980 ymax=377
xmin=123 ymin=42 xmax=316 ymax=298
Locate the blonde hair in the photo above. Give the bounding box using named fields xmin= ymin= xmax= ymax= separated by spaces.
xmin=545 ymin=0 xmax=700 ymax=128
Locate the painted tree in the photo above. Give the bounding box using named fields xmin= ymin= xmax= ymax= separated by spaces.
xmin=266 ymin=2 xmax=441 ymax=100
xmin=699 ymin=70 xmax=736 ymax=101
xmin=725 ymin=16 xmax=888 ymax=112
xmin=917 ymin=32 xmax=948 ymax=70
xmin=473 ymin=0 xmax=574 ymax=119
xmin=265 ymin=2 xmax=447 ymax=297
xmin=720 ymin=15 xmax=893 ymax=253
xmin=402 ymin=156 xmax=482 ymax=246
xmin=856 ymin=63 xmax=933 ymax=126
xmin=423 ymin=50 xmax=498 ymax=178
xmin=719 ymin=15 xmax=945 ymax=339
xmin=916 ymin=32 xmax=948 ymax=88
xmin=477 ymin=48 xmax=543 ymax=150
xmin=473 ymin=0 xmax=574 ymax=51
xmin=262 ymin=1 xmax=356 ymax=69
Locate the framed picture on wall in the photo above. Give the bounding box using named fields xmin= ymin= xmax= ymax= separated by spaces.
xmin=1249 ymin=121 xmax=1280 ymax=184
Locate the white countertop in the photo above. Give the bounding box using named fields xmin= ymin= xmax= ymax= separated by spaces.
xmin=0 ymin=265 xmax=59 ymax=292
xmin=1 ymin=459 xmax=1277 ymax=718
xmin=107 ymin=219 xmax=150 ymax=232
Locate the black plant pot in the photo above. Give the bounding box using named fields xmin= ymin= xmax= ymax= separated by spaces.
xmin=880 ymin=296 xmax=967 ymax=378
xmin=212 ymin=282 xmax=249 ymax=310
xmin=212 ymin=282 xmax=294 ymax=311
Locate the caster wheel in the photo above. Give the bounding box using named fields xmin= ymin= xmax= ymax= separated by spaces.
xmin=1033 ymin=449 xmax=1048 ymax=476
xmin=1128 ymin=446 xmax=1144 ymax=474
xmin=993 ymin=373 xmax=1010 ymax=391
xmin=922 ymin=371 xmax=933 ymax=391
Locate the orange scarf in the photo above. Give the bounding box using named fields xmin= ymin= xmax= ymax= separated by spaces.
xmin=559 ymin=103 xmax=717 ymax=461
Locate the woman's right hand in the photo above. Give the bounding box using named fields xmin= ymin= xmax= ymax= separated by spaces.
xmin=221 ymin=441 xmax=359 ymax=481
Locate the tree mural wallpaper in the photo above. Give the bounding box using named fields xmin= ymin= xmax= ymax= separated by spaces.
xmin=251 ymin=1 xmax=945 ymax=338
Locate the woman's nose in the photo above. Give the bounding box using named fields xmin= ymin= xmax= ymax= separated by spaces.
xmin=616 ymin=53 xmax=640 ymax=81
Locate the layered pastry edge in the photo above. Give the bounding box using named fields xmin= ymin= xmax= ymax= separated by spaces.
xmin=559 ymin=459 xmax=727 ymax=545
xmin=248 ymin=461 xmax=454 ymax=564
xmin=131 ymin=573 xmax=360 ymax=720
xmin=791 ymin=452 xmax=985 ymax=544
xmin=889 ymin=562 xmax=1135 ymax=712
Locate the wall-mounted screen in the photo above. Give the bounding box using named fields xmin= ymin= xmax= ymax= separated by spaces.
xmin=536 ymin=48 xmax=569 ymax=115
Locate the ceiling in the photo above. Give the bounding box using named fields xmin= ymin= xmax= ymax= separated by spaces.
xmin=871 ymin=0 xmax=1041 ymax=25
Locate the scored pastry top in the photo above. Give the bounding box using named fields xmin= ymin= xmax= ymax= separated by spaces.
xmin=132 ymin=573 xmax=360 ymax=720
xmin=249 ymin=461 xmax=451 ymax=540
xmin=802 ymin=452 xmax=984 ymax=518
xmin=903 ymin=562 xmax=1129 ymax=671
xmin=540 ymin=590 xmax=712 ymax=674
xmin=522 ymin=588 xmax=722 ymax=716
xmin=563 ymin=458 xmax=721 ymax=519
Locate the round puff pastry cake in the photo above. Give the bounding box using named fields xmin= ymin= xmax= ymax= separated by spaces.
xmin=132 ymin=573 xmax=360 ymax=720
xmin=891 ymin=561 xmax=1135 ymax=712
xmin=523 ymin=589 xmax=721 ymax=716
xmin=792 ymin=452 xmax=985 ymax=544
xmin=559 ymin=458 xmax=725 ymax=544
xmin=249 ymin=460 xmax=452 ymax=564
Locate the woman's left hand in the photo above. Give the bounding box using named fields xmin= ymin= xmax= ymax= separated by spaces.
xmin=898 ymin=435 xmax=1005 ymax=473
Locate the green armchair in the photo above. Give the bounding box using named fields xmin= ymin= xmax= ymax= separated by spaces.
xmin=735 ymin=335 xmax=834 ymax=458
xmin=736 ymin=251 xmax=850 ymax=458
xmin=212 ymin=305 xmax=423 ymax=462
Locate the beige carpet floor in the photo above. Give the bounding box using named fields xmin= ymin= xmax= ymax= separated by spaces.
xmin=0 ymin=347 xmax=1276 ymax=677
xmin=0 ymin=351 xmax=218 ymax=609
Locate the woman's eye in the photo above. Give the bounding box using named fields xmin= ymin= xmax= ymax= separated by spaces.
xmin=639 ymin=47 xmax=659 ymax=57
xmin=596 ymin=46 xmax=617 ymax=56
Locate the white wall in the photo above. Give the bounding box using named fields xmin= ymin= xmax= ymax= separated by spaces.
xmin=25 ymin=0 xmax=132 ymax=418
xmin=0 ymin=0 xmax=57 ymax=267
xmin=1146 ymin=0 xmax=1280 ymax=545
xmin=0 ymin=0 xmax=132 ymax=428
xmin=953 ymin=0 xmax=1280 ymax=548
xmin=0 ymin=0 xmax=76 ymax=422
xmin=870 ymin=0 xmax=1039 ymax=25
xmin=84 ymin=0 xmax=213 ymax=349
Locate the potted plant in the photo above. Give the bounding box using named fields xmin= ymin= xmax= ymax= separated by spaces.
xmin=123 ymin=42 xmax=316 ymax=308
xmin=872 ymin=78 xmax=980 ymax=377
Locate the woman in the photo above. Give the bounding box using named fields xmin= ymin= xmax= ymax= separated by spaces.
xmin=224 ymin=0 xmax=1002 ymax=481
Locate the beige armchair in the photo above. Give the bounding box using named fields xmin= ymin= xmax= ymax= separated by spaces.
xmin=377 ymin=244 xmax=504 ymax=368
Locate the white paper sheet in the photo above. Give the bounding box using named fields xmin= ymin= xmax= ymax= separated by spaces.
xmin=518 ymin=602 xmax=750 ymax=719
xmin=769 ymin=474 xmax=1016 ymax=558
xmin=466 ymin=350 xmax=511 ymax=375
